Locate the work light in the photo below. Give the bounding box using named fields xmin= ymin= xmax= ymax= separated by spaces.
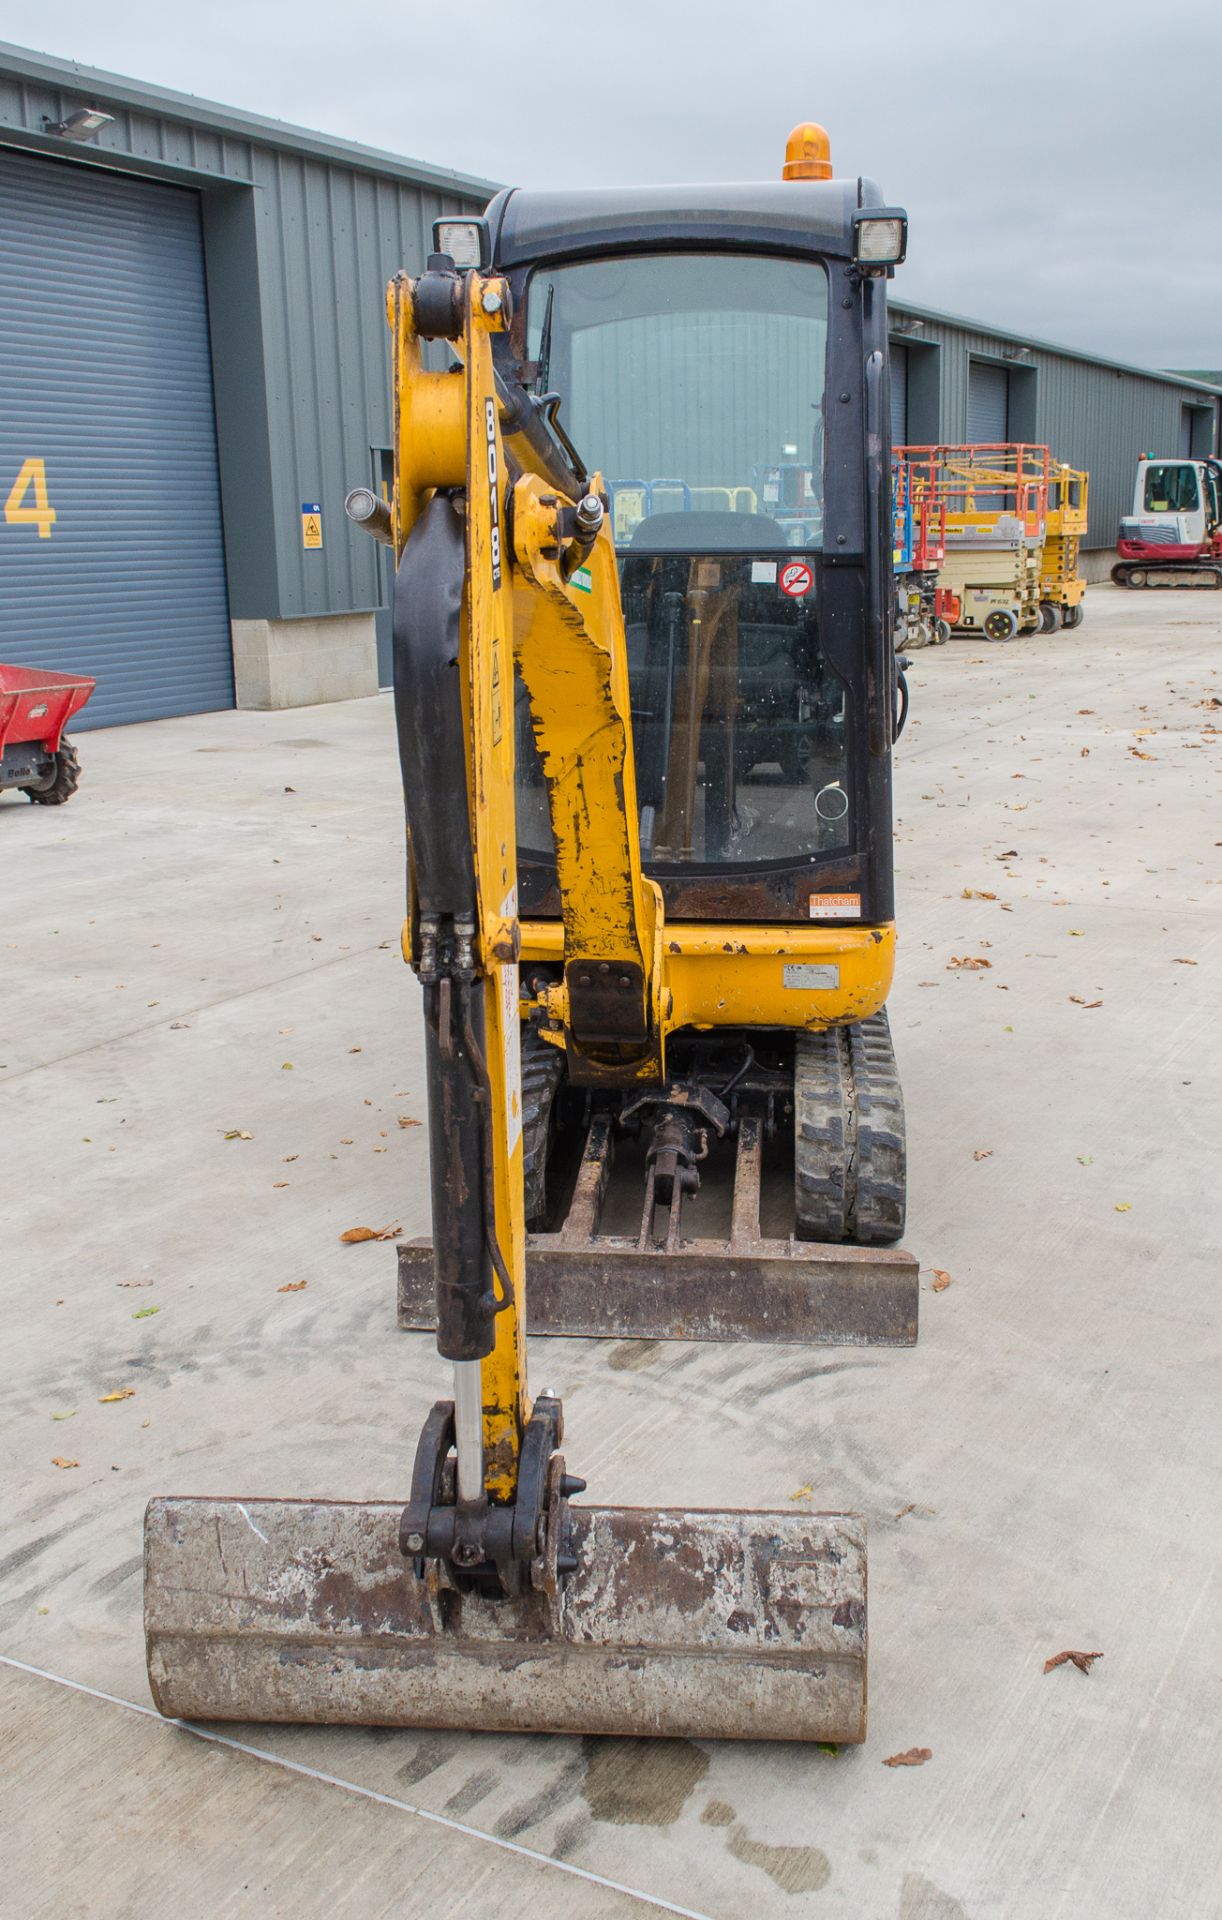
xmin=852 ymin=210 xmax=908 ymax=268
xmin=432 ymin=218 xmax=491 ymax=270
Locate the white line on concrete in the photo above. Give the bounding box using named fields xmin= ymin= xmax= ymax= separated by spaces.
xmin=0 ymin=1655 xmax=714 ymax=1920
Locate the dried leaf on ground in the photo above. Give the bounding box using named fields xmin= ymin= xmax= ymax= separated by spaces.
xmin=339 ymin=1224 xmax=402 ymax=1244
xmin=1068 ymin=929 xmax=1085 ymax=937
xmin=947 ymin=956 xmax=991 ymax=970
xmin=51 ymin=1411 xmax=77 ymax=1422
xmin=789 ymin=1484 xmax=814 ymax=1501
xmin=1069 ymin=997 xmax=1103 ymax=1008
xmin=98 ymin=1388 xmax=135 ymax=1403
xmin=883 ymin=1748 xmax=932 ymax=1767
xmin=962 ymin=888 xmax=997 ymax=900
xmin=1077 ymin=1154 xmax=1094 ymax=1165
xmin=1129 ymin=747 xmax=1155 ymax=761
xmin=278 ymin=1280 xmax=308 ymax=1293
xmin=51 ymin=1457 xmax=79 ymax=1470
xmin=117 ymin=1280 xmax=152 ymax=1288
xmin=281 ymin=1061 xmax=294 ymax=1070
xmin=932 ymin=1269 xmax=952 ymax=1292
xmin=1044 ymin=1650 xmax=1103 ymax=1675
xmin=132 ymin=1306 xmax=160 ymax=1319
xmin=1114 ymin=1202 xmax=1131 ymax=1213
xmin=1080 ymin=747 xmax=1090 ymax=757
xmin=397 ymin=1115 xmax=421 ymax=1129
xmin=1173 ymin=957 xmax=1198 ymax=966
xmin=973 ymin=1149 xmax=993 ymax=1161
xmin=223 ymin=1129 xmax=253 ymax=1141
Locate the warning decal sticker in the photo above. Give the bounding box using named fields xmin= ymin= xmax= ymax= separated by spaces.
xmin=809 ymin=893 xmax=862 ymax=920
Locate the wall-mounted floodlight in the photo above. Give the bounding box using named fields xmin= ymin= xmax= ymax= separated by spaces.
xmin=44 ymin=106 xmax=115 ymax=142
xmin=852 ymin=209 xmax=908 ymax=270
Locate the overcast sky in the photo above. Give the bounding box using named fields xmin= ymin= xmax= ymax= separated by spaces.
xmin=5 ymin=0 xmax=1220 ymax=370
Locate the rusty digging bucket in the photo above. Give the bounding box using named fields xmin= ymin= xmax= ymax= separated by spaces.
xmin=144 ymin=1495 xmax=868 ymax=1742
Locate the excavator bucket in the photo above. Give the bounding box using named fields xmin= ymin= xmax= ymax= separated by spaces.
xmin=144 ymin=1495 xmax=867 ymax=1742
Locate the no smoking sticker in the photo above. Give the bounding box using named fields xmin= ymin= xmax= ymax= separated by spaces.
xmin=779 ymin=560 xmax=813 ymax=598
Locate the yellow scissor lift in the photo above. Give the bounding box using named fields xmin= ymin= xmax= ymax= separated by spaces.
xmin=1039 ymin=464 xmax=1089 ymax=630
xmin=913 ymin=444 xmax=1050 ymax=640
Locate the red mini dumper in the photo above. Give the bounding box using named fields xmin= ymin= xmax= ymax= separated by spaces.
xmin=0 ymin=663 xmax=95 ymax=805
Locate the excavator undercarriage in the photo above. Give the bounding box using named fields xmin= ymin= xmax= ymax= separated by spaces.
xmin=399 ymin=1016 xmax=915 ymax=1344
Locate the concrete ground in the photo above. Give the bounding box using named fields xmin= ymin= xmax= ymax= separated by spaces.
xmin=2 ymin=583 xmax=1219 ymax=1919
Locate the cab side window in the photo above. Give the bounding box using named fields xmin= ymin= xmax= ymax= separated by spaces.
xmin=1144 ymin=463 xmax=1200 ymax=513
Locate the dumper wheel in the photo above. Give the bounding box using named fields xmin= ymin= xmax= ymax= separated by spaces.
xmin=22 ymin=739 xmax=81 ymax=806
xmin=794 ymin=1011 xmax=907 ymax=1245
xmin=521 ymin=1023 xmax=566 ymax=1230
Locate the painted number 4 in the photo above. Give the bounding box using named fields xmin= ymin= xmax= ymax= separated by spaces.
xmin=5 ymin=458 xmax=56 ymax=539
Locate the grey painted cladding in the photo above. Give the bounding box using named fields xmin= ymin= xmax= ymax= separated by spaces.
xmin=890 ymin=302 xmax=1221 ymax=549
xmin=0 ymin=41 xmax=490 ymax=624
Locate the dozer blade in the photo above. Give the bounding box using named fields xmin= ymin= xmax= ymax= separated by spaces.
xmin=145 ymin=1496 xmax=867 ymax=1743
xmin=398 ymin=1116 xmax=918 ymax=1347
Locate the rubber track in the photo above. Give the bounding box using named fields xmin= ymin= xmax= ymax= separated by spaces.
xmin=794 ymin=1010 xmax=906 ymax=1246
xmin=520 ymin=1024 xmax=565 ymax=1230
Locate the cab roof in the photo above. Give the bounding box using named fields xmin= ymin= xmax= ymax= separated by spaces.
xmin=488 ymin=177 xmax=883 ymax=269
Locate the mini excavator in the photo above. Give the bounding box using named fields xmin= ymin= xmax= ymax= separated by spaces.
xmin=144 ymin=125 xmax=915 ymax=1744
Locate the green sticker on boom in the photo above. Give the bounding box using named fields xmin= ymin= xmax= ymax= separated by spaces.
xmin=570 ymin=566 xmax=593 ymax=593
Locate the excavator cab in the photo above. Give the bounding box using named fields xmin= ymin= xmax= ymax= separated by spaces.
xmin=497 ymin=194 xmax=900 ymax=926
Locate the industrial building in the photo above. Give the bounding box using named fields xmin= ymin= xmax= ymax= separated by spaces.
xmin=1 ymin=40 xmax=1218 ymax=727
xmin=0 ymin=42 xmax=490 ymax=728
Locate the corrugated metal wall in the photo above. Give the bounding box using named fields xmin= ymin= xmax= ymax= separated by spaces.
xmin=248 ymin=149 xmax=484 ymax=621
xmin=890 ymin=304 xmax=1221 ymax=547
xmin=0 ymin=48 xmax=489 ymax=626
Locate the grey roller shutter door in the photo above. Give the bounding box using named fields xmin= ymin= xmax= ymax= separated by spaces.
xmin=967 ymin=362 xmax=1009 ymax=443
xmin=1179 ymin=407 xmax=1194 ymax=457
xmin=0 ymin=149 xmax=232 ymax=728
xmin=889 ymin=343 xmax=908 ymax=447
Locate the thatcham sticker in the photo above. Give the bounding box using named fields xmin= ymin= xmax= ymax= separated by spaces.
xmin=809 ymin=893 xmax=861 ymax=919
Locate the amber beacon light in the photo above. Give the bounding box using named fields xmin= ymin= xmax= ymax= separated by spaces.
xmin=782 ymin=122 xmax=833 ymax=181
